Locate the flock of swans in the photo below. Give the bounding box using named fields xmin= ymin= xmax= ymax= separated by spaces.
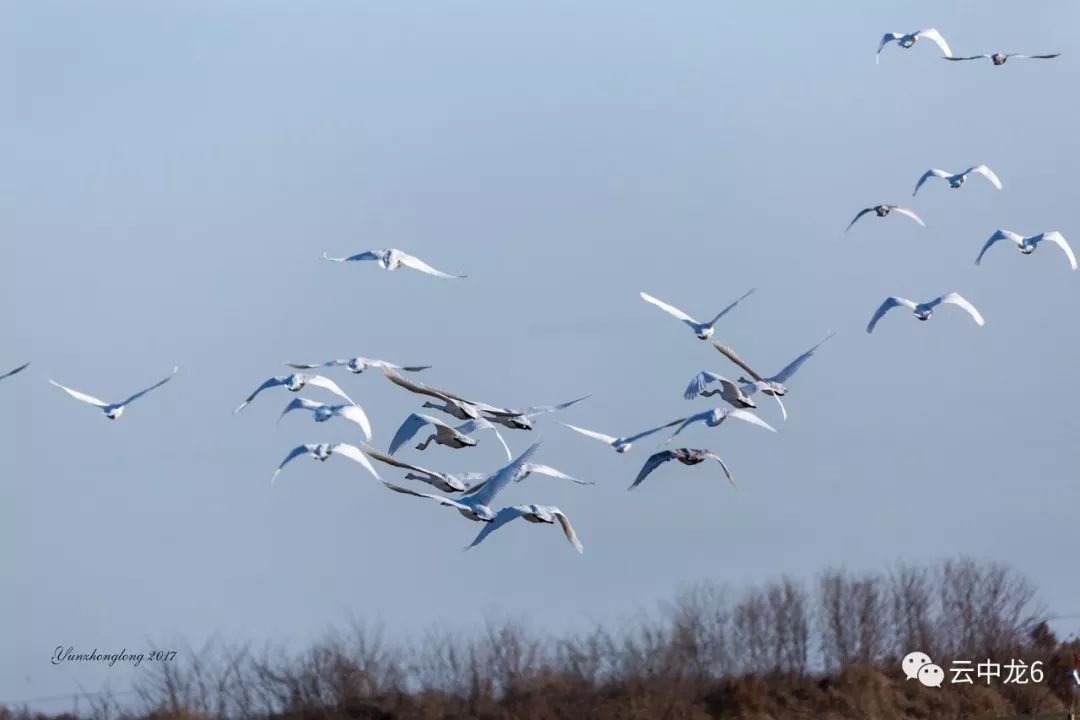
xmin=3 ymin=28 xmax=1072 ymax=556
xmin=861 ymin=27 xmax=1070 ymax=334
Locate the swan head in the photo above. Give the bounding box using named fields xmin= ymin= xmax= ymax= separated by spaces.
xmin=696 ymin=328 xmax=715 ymax=340
xmin=615 ymin=443 xmax=631 ymax=453
xmin=105 ymin=407 xmax=124 ymax=420
xmin=992 ymin=54 xmax=1007 ymax=65
xmin=901 ymin=36 xmax=917 ymax=48
xmin=474 ymin=506 xmax=496 ymax=522
xmin=505 ymin=416 xmax=533 ymax=430
xmin=313 ymin=408 xmax=333 ymax=422
xmin=915 ymin=310 xmax=932 ymax=321
xmin=949 ymin=176 xmax=965 ymax=188
xmin=1020 ymin=244 xmax=1036 ymax=255
xmin=285 ymin=376 xmax=305 ymax=391
xmin=346 ymin=361 xmax=365 ymax=373
xmin=875 ymin=206 xmax=890 ymax=217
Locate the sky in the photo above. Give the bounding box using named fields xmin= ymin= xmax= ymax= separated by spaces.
xmin=4 ymin=0 xmax=1079 ymax=709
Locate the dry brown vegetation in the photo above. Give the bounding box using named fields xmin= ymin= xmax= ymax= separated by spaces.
xmin=5 ymin=558 xmax=1078 ymax=720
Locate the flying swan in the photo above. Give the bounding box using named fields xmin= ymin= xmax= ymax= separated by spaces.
xmin=49 ymin=366 xmax=178 ymax=420
xmin=630 ymin=448 xmax=734 ymax=490
xmin=272 ymin=443 xmax=381 ymax=483
xmin=322 ymin=248 xmax=465 ymax=279
xmin=975 ymin=230 xmax=1076 ymax=271
xmin=866 ymin=293 xmax=985 ymax=333
xmin=639 ymin=288 xmax=755 ymax=340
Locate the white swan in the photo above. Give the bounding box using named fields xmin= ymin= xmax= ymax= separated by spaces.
xmin=639 ymin=288 xmax=755 ymax=340
xmin=667 ymin=407 xmax=776 ymax=442
xmin=483 ymin=395 xmax=592 ymax=431
xmin=866 ymin=293 xmax=985 ymax=333
xmin=286 ymin=357 xmax=431 ymax=374
xmin=460 ymin=462 xmax=593 ymax=494
xmin=382 ymin=367 xmax=514 ymax=421
xmin=361 ymin=445 xmax=470 ymax=493
xmin=48 ymin=366 xmax=178 ymax=420
xmin=387 ymin=413 xmax=510 ymax=459
xmin=877 ymin=29 xmax=952 ymax=63
xmin=705 ymin=332 xmax=835 ymax=421
xmin=975 ymin=230 xmax=1076 ymax=271
xmin=912 ymin=165 xmax=1002 ymax=196
xmin=1 ymin=362 xmax=29 ymax=381
xmin=630 ymin=448 xmax=734 ymax=490
xmin=322 ymin=248 xmax=465 ymax=279
xmin=272 ymin=443 xmax=381 ymax=483
xmin=559 ymin=418 xmax=687 ymax=454
xmin=466 ymin=504 xmax=583 ymax=554
xmin=381 ymin=443 xmax=540 ymax=522
xmin=277 ymin=397 xmax=373 ymax=441
xmin=847 ymin=205 xmax=926 ymax=232
xmin=234 ymin=373 xmax=354 ymax=413
xmin=682 ymin=372 xmax=787 ymax=420
xmin=945 ymin=52 xmax=1059 ymax=66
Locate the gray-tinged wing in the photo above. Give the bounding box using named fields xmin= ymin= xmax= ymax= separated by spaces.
xmin=395 ymin=250 xmax=467 ymax=279
xmin=558 ymin=422 xmax=618 ymax=445
xmin=48 ymin=379 xmax=108 ymax=407
xmin=684 ymin=371 xmax=725 ymax=400
xmin=975 ymin=229 xmax=1022 ymax=265
xmin=455 ymin=417 xmax=511 ymax=460
xmin=116 ymin=366 xmax=178 ymax=407
xmin=711 ymin=341 xmax=767 ymax=382
xmin=382 ymin=366 xmax=512 ymax=416
xmin=890 ymin=205 xmax=926 ymax=227
xmin=935 ymin=293 xmax=985 ymax=326
xmin=362 ymin=444 xmax=437 ymax=475
xmin=770 ymin=332 xmax=836 ymax=384
xmin=706 ymin=288 xmax=756 ymax=327
xmin=667 ymin=411 xmax=712 ymax=441
xmin=876 ymin=33 xmax=903 ymax=62
xmin=466 ymin=442 xmax=541 ymax=507
xmin=272 ymin=444 xmax=315 ymax=483
xmin=466 ymin=505 xmax=527 ymax=549
xmin=914 ymin=28 xmax=952 ymax=57
xmin=328 ymin=443 xmax=382 ymax=481
xmin=277 ymin=397 xmax=323 ymax=423
xmin=965 ymin=164 xmax=1002 ymax=190
xmin=235 ymin=375 xmax=288 ymax=413
xmin=322 ymin=251 xmax=379 ymax=263
xmin=551 ymin=508 xmax=584 ymax=553
xmin=1032 ymin=231 xmax=1077 ymax=270
xmin=381 ymin=481 xmax=472 ymax=512
xmin=846 ymin=207 xmax=874 ymax=231
xmin=519 ymin=394 xmax=591 ymax=417
xmin=706 ymin=451 xmax=736 ymax=487
xmin=624 ymin=417 xmax=688 ymax=444
xmin=944 ymin=54 xmax=989 ymax=61
xmin=387 ymin=413 xmax=441 ymax=455
xmin=629 ymin=450 xmax=676 ymax=490
xmin=1 ymin=362 xmax=29 ymax=381
xmin=1015 ymin=53 xmax=1060 ymax=60
xmin=912 ymin=168 xmax=950 ymax=196
xmin=302 ymin=374 xmax=354 ymax=405
xmin=523 ymin=462 xmax=593 ymax=485
xmin=866 ymin=297 xmax=914 ymax=334
xmin=283 ymin=360 xmax=336 ymax=370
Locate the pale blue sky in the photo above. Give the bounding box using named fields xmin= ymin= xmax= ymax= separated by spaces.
xmin=4 ymin=0 xmax=1079 ymax=707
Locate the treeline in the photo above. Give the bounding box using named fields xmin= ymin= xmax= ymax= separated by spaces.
xmin=5 ymin=557 xmax=1078 ymax=720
